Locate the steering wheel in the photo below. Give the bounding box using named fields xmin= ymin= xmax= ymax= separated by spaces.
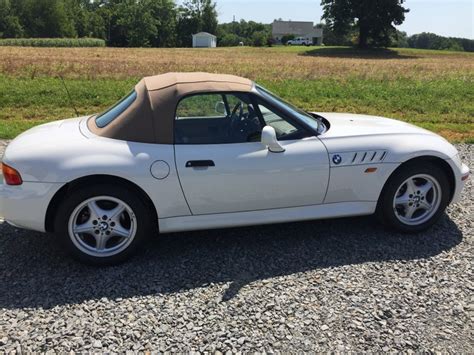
xmin=229 ymin=102 xmax=244 ymax=131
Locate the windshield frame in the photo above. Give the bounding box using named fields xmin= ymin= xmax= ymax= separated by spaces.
xmin=255 ymin=84 xmax=320 ymax=134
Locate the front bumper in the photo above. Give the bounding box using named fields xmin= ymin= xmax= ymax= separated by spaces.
xmin=0 ymin=180 xmax=63 ymax=232
xmin=447 ymin=158 xmax=470 ymax=204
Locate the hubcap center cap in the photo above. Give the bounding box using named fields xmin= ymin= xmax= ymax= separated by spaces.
xmin=99 ymin=221 xmax=109 ymax=231
xmin=413 ymin=196 xmax=421 ymax=203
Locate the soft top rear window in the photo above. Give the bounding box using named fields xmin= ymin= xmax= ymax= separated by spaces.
xmin=95 ymin=90 xmax=137 ymax=128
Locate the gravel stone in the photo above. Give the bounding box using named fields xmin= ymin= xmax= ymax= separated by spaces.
xmin=0 ymin=140 xmax=472 ymax=352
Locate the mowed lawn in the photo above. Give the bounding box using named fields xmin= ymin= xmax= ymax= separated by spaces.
xmin=0 ymin=46 xmax=472 ymax=142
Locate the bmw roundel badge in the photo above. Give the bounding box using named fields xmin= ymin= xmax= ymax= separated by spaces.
xmin=332 ymin=154 xmax=342 ymax=165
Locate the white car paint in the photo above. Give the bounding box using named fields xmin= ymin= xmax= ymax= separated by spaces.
xmin=159 ymin=201 xmax=376 ymax=233
xmin=313 ymin=113 xmax=465 ymax=205
xmin=2 ymin=117 xmax=190 ymax=226
xmin=174 ymin=136 xmax=329 ymax=215
xmin=0 ymin=112 xmax=469 ymax=234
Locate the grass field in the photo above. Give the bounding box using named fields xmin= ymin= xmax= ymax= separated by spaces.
xmin=0 ymin=46 xmax=472 ymax=141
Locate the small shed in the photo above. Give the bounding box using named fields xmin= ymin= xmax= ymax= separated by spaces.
xmin=192 ymin=32 xmax=217 ymax=48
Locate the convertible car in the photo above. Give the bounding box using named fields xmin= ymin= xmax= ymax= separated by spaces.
xmin=0 ymin=73 xmax=470 ymax=265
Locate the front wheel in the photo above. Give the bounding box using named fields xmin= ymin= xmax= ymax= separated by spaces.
xmin=55 ymin=184 xmax=155 ymax=265
xmin=377 ymin=162 xmax=450 ymax=233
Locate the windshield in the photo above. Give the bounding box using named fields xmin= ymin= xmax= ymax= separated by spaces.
xmin=256 ymin=85 xmax=319 ymax=132
xmin=95 ymin=90 xmax=137 ymax=128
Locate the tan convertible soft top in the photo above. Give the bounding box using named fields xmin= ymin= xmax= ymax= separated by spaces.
xmin=88 ymin=72 xmax=254 ymax=144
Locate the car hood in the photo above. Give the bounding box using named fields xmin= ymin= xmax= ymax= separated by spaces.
xmin=314 ymin=112 xmax=436 ymax=139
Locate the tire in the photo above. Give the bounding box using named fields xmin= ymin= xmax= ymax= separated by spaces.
xmin=54 ymin=183 xmax=155 ymax=265
xmin=376 ymin=162 xmax=450 ymax=233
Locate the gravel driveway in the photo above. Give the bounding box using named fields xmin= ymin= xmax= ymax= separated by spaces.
xmin=0 ymin=140 xmax=472 ymax=352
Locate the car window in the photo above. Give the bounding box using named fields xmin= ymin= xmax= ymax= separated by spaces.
xmin=176 ymin=94 xmax=224 ymax=118
xmin=256 ymin=102 xmax=301 ymax=140
xmin=95 ymin=90 xmax=137 ymax=128
xmin=256 ymin=85 xmax=319 ymax=133
xmin=175 ymin=93 xmax=261 ymax=144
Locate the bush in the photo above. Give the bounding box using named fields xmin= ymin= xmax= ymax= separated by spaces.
xmin=251 ymin=31 xmax=268 ymax=47
xmin=218 ymin=33 xmax=241 ymax=47
xmin=0 ymin=38 xmax=106 ymax=47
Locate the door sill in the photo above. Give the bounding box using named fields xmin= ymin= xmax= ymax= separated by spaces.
xmin=159 ymin=201 xmax=376 ymax=233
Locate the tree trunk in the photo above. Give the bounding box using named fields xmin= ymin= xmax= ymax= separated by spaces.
xmin=358 ymin=23 xmax=368 ymax=48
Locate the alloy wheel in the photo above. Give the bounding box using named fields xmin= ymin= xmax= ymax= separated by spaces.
xmin=68 ymin=196 xmax=137 ymax=258
xmin=392 ymin=174 xmax=442 ymax=226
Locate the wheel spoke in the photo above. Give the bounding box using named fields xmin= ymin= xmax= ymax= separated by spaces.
xmin=418 ymin=181 xmax=434 ymax=196
xmin=111 ymin=225 xmax=131 ymax=238
xmin=108 ymin=204 xmax=125 ymax=222
xmin=395 ymin=194 xmax=410 ymax=206
xmin=88 ymin=201 xmax=106 ymax=219
xmin=405 ymin=179 xmax=417 ymax=196
xmin=405 ymin=204 xmax=417 ymax=219
xmin=95 ymin=234 xmax=110 ymax=250
xmin=73 ymin=222 xmax=95 ymax=234
xmin=419 ymin=200 xmax=432 ymax=211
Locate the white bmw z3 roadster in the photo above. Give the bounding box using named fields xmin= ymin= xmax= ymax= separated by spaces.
xmin=0 ymin=73 xmax=470 ymax=265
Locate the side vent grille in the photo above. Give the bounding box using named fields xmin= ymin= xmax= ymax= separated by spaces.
xmin=331 ymin=150 xmax=388 ymax=167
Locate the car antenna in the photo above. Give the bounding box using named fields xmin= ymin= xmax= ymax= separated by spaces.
xmin=58 ymin=74 xmax=79 ymax=117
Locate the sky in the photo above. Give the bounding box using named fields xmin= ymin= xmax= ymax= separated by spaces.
xmin=212 ymin=0 xmax=474 ymax=39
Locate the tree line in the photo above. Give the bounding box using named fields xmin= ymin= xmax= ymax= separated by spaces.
xmin=0 ymin=0 xmax=472 ymax=51
xmin=0 ymin=0 xmax=218 ymax=47
xmin=320 ymin=0 xmax=473 ymax=52
xmin=321 ymin=24 xmax=474 ymax=52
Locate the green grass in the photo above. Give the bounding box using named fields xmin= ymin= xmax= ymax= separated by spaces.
xmin=0 ymin=46 xmax=472 ymax=141
xmin=0 ymin=74 xmax=471 ymax=140
xmin=0 ymin=38 xmax=106 ymax=47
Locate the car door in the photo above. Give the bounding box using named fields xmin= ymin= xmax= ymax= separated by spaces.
xmin=174 ymin=92 xmax=329 ymax=215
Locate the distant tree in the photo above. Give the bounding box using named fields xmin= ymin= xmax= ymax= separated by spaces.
xmin=392 ymin=30 xmax=409 ymax=47
xmin=148 ymin=0 xmax=177 ymax=47
xmin=454 ymin=37 xmax=474 ymax=52
xmin=0 ymin=0 xmax=24 ymax=37
xmin=316 ymin=23 xmax=353 ymax=46
xmin=177 ymin=0 xmax=217 ymax=47
xmin=251 ymin=31 xmax=268 ymax=47
xmin=114 ymin=1 xmax=158 ymax=47
xmin=218 ymin=33 xmax=241 ymax=46
xmin=321 ymin=0 xmax=409 ymax=48
xmin=200 ymin=0 xmax=218 ymax=34
xmin=217 ymin=20 xmax=271 ymax=47
xmin=407 ymin=32 xmax=467 ymax=52
xmin=19 ymin=0 xmax=76 ymax=38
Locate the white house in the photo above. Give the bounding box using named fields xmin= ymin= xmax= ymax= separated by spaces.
xmin=192 ymin=32 xmax=217 ymax=48
xmin=272 ymin=20 xmax=323 ymax=45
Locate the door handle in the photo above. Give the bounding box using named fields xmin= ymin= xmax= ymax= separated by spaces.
xmin=185 ymin=160 xmax=215 ymax=168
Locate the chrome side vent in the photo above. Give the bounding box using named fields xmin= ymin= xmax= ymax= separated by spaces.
xmin=352 ymin=153 xmax=358 ymax=163
xmin=330 ymin=150 xmax=388 ymax=167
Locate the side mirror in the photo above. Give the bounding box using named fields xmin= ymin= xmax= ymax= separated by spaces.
xmin=215 ymin=101 xmax=226 ymax=115
xmin=261 ymin=126 xmax=285 ymax=153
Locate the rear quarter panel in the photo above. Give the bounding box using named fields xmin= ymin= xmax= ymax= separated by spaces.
xmin=4 ymin=132 xmax=190 ymax=219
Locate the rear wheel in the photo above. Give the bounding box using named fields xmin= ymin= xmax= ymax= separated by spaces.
xmin=377 ymin=162 xmax=450 ymax=233
xmin=55 ymin=184 xmax=155 ymax=265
